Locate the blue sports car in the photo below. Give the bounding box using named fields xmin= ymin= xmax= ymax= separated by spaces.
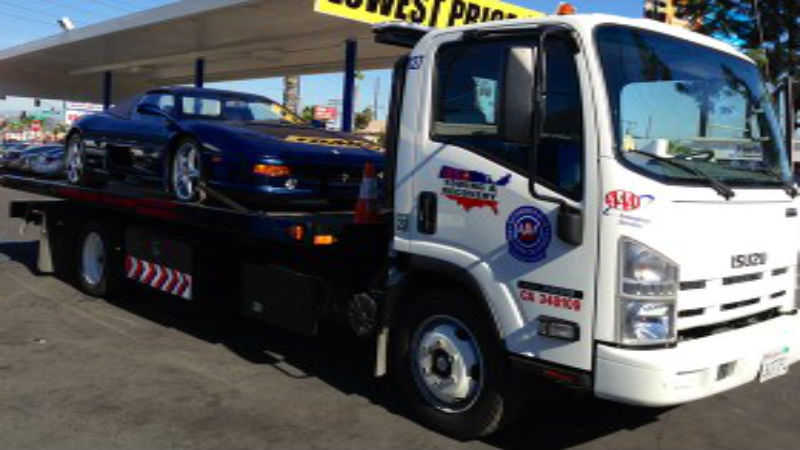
xmin=64 ymin=87 xmax=384 ymax=206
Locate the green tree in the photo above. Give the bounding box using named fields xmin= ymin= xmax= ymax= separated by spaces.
xmin=301 ymin=105 xmax=315 ymax=122
xmin=354 ymin=106 xmax=373 ymax=130
xmin=679 ymin=0 xmax=799 ymax=81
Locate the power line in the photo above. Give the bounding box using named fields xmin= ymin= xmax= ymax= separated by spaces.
xmin=2 ymin=2 xmax=65 ymax=21
xmin=39 ymin=0 xmax=114 ymax=19
xmin=0 ymin=8 xmax=56 ymax=27
xmin=90 ymin=0 xmax=141 ymax=13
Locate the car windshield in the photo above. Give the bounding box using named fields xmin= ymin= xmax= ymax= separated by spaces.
xmin=596 ymin=25 xmax=791 ymax=187
xmin=181 ymin=95 xmax=307 ymax=125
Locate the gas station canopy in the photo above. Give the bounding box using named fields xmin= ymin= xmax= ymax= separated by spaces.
xmin=0 ymin=0 xmax=411 ymax=103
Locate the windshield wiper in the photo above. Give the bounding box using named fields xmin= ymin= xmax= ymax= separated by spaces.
xmin=751 ymin=166 xmax=798 ymax=198
xmin=628 ymin=150 xmax=736 ymax=200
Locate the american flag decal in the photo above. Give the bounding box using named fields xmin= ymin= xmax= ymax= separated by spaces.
xmin=125 ymin=255 xmax=192 ymax=300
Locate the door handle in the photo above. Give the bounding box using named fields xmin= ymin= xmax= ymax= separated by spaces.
xmin=417 ymin=191 xmax=437 ymax=235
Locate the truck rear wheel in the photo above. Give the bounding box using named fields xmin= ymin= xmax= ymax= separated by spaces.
xmin=393 ymin=288 xmax=524 ymax=439
xmin=77 ymin=223 xmax=119 ymax=297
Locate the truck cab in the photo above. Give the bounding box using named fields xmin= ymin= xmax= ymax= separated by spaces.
xmin=383 ymin=13 xmax=800 ymax=436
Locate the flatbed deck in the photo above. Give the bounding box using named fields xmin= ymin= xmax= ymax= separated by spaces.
xmin=0 ymin=174 xmax=385 ymax=247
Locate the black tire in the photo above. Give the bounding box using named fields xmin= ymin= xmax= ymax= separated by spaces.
xmin=76 ymin=222 xmax=120 ymax=297
xmin=168 ymin=137 xmax=205 ymax=203
xmin=64 ymin=132 xmax=106 ymax=188
xmin=392 ymin=288 xmax=525 ymax=439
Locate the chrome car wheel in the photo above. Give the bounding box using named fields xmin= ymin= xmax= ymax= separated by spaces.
xmin=66 ymin=136 xmax=85 ymax=184
xmin=172 ymin=142 xmax=202 ymax=202
xmin=411 ymin=315 xmax=484 ymax=413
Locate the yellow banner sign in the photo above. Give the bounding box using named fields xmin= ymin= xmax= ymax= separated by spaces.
xmin=286 ymin=135 xmax=382 ymax=151
xmin=314 ymin=0 xmax=544 ymax=28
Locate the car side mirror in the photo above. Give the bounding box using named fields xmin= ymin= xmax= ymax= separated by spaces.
xmin=136 ymin=103 xmax=169 ymax=118
xmin=500 ymin=46 xmax=537 ymax=144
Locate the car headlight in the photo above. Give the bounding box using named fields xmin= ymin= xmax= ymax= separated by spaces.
xmin=618 ymin=238 xmax=678 ymax=346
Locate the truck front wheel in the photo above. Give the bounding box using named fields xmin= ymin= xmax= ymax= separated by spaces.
xmin=393 ymin=288 xmax=524 ymax=439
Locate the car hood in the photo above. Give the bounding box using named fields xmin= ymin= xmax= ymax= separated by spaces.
xmin=200 ymin=120 xmax=384 ymax=165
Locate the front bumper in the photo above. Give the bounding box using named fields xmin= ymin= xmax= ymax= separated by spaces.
xmin=595 ymin=313 xmax=800 ymax=407
xmin=207 ymin=180 xmax=364 ymax=201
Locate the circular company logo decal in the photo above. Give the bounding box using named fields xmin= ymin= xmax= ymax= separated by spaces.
xmin=505 ymin=206 xmax=552 ymax=263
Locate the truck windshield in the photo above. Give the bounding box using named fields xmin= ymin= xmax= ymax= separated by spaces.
xmin=596 ymin=25 xmax=791 ymax=187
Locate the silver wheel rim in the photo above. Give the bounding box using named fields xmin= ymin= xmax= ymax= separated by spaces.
xmin=66 ymin=137 xmax=84 ymax=184
xmin=81 ymin=232 xmax=105 ymax=288
xmin=411 ymin=315 xmax=484 ymax=413
xmin=172 ymin=143 xmax=201 ymax=201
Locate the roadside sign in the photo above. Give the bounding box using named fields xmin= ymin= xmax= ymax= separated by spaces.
xmin=314 ymin=0 xmax=543 ymax=28
xmin=66 ymin=102 xmax=103 ymax=112
xmin=313 ymin=106 xmax=338 ymax=121
xmin=65 ymin=110 xmax=88 ymax=125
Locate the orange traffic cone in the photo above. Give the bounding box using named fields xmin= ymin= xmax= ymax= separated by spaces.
xmin=354 ymin=162 xmax=380 ymax=224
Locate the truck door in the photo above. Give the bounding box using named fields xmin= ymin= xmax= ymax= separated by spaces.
xmin=406 ymin=31 xmax=599 ymax=370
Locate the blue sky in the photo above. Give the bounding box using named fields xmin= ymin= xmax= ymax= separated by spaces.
xmin=0 ymin=0 xmax=643 ymax=119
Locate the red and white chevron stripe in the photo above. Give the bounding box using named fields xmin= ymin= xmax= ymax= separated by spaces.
xmin=125 ymin=255 xmax=192 ymax=300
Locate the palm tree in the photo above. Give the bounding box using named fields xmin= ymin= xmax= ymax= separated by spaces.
xmin=283 ymin=76 xmax=300 ymax=114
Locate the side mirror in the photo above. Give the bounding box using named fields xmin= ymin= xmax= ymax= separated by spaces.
xmin=136 ymin=103 xmax=168 ymax=118
xmin=500 ymin=46 xmax=538 ymax=143
xmin=557 ymin=204 xmax=583 ymax=246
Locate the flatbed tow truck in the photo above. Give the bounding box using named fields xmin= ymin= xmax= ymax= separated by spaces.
xmin=4 ymin=13 xmax=800 ymax=440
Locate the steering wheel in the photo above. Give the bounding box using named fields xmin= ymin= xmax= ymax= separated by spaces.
xmin=675 ymin=150 xmax=715 ymax=161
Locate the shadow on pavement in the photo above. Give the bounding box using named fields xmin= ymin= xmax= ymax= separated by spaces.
xmin=2 ymin=243 xmax=666 ymax=449
xmin=0 ymin=240 xmax=38 ymax=271
xmin=104 ymin=288 xmax=666 ymax=449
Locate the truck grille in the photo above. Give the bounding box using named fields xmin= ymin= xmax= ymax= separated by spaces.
xmin=678 ymin=308 xmax=780 ymax=341
xmin=675 ymin=265 xmax=793 ymax=334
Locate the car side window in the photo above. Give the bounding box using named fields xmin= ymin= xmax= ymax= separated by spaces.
xmin=182 ymin=96 xmax=222 ymax=118
xmin=432 ymin=37 xmax=584 ymax=200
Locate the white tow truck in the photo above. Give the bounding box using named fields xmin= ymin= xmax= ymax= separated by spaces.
xmin=4 ymin=13 xmax=800 ymax=439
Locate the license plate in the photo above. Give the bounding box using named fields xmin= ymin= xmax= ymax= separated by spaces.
xmin=759 ymin=348 xmax=790 ymax=383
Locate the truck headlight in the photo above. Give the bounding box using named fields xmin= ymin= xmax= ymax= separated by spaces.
xmin=618 ymin=238 xmax=678 ymax=345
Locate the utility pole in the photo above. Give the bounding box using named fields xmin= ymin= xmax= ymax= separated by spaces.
xmin=373 ymin=77 xmax=380 ymax=122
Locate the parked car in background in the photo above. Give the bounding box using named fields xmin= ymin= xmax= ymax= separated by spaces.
xmin=0 ymin=143 xmax=32 ymax=170
xmin=27 ymin=145 xmax=65 ymax=177
xmin=4 ymin=144 xmax=62 ymax=173
xmin=65 ymin=87 xmax=385 ymax=206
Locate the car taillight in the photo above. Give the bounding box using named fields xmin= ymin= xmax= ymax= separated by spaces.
xmin=253 ymin=164 xmax=291 ymax=177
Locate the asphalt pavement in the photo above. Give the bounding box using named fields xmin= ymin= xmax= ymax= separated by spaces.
xmin=1 ymin=184 xmax=799 ymax=450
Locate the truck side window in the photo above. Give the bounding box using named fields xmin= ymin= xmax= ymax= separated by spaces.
xmin=535 ymin=38 xmax=584 ymax=200
xmin=433 ymin=41 xmax=528 ymax=170
xmin=433 ymin=38 xmax=584 ymax=200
